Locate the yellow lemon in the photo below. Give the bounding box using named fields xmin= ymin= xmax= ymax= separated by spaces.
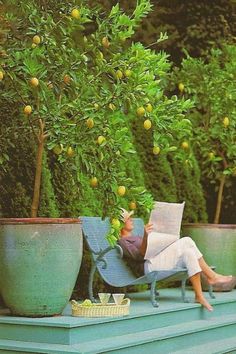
xmin=0 ymin=71 xmax=4 ymax=80
xmin=30 ymin=77 xmax=39 ymax=87
xmin=136 ymin=106 xmax=145 ymax=117
xmin=111 ymin=218 xmax=121 ymax=230
xmin=53 ymin=144 xmax=63 ymax=155
xmin=116 ymin=70 xmax=123 ymax=79
xmin=181 ymin=141 xmax=189 ymax=150
xmin=32 ymin=35 xmax=41 ymax=44
xmin=108 ymin=103 xmax=116 ymax=111
xmin=81 ymin=299 xmax=93 ymax=306
xmin=208 ymin=152 xmax=215 ymax=160
xmin=90 ymin=177 xmax=98 ymax=188
xmin=102 ymin=37 xmax=110 ymax=48
xmin=146 ymin=103 xmax=153 ymax=113
xmin=178 ymin=83 xmax=184 ymax=92
xmin=67 ymin=147 xmax=75 ymax=157
xmin=124 ymin=69 xmax=132 ymax=78
xmin=144 ymin=119 xmax=152 ymax=130
xmin=223 ymin=116 xmax=230 ymax=127
xmin=97 ymin=136 xmax=106 ymax=145
xmin=117 ymin=186 xmax=126 ymax=197
xmin=153 ymin=146 xmax=160 ymax=155
xmin=71 ymin=8 xmax=80 ymax=19
xmin=129 ymin=201 xmax=137 ymax=210
xmin=23 ymin=105 xmax=32 ymax=115
xmin=86 ymin=118 xmax=94 ymax=129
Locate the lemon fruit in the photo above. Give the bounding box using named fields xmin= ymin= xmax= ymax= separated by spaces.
xmin=0 ymin=71 xmax=4 ymax=80
xmin=71 ymin=8 xmax=80 ymax=19
xmin=178 ymin=83 xmax=184 ymax=92
xmin=94 ymin=103 xmax=99 ymax=110
xmin=181 ymin=141 xmax=189 ymax=150
xmin=97 ymin=136 xmax=106 ymax=145
xmin=112 ymin=218 xmax=121 ymax=230
xmin=102 ymin=37 xmax=110 ymax=48
xmin=30 ymin=77 xmax=39 ymax=87
xmin=153 ymin=146 xmax=160 ymax=155
xmin=53 ymin=144 xmax=63 ymax=155
xmin=144 ymin=119 xmax=152 ymax=130
xmin=223 ymin=116 xmax=230 ymax=127
xmin=86 ymin=118 xmax=94 ymax=129
xmin=23 ymin=105 xmax=32 ymax=115
xmin=117 ymin=185 xmax=126 ymax=197
xmin=67 ymin=147 xmax=75 ymax=157
xmin=81 ymin=299 xmax=93 ymax=307
xmin=136 ymin=107 xmax=145 ymax=117
xmin=124 ymin=69 xmax=132 ymax=78
xmin=108 ymin=103 xmax=116 ymax=111
xmin=146 ymin=103 xmax=153 ymax=113
xmin=129 ymin=201 xmax=137 ymax=210
xmin=116 ymin=70 xmax=123 ymax=79
xmin=208 ymin=152 xmax=215 ymax=160
xmin=90 ymin=177 xmax=98 ymax=188
xmin=32 ymin=35 xmax=41 ymax=44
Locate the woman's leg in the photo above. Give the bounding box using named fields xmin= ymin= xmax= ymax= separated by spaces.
xmin=189 ymin=272 xmax=213 ymax=312
xmin=181 ymin=238 xmax=232 ymax=284
xmin=198 ymin=257 xmax=232 ymax=284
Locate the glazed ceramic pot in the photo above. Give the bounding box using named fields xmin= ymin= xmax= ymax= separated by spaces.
xmin=182 ymin=223 xmax=236 ymax=275
xmin=0 ymin=218 xmax=82 ymax=317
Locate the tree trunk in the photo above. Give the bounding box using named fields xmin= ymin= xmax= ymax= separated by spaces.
xmin=214 ymin=174 xmax=226 ymax=224
xmin=31 ymin=120 xmax=46 ymax=218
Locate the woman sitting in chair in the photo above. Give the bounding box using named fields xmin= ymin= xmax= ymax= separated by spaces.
xmin=118 ymin=209 xmax=235 ymax=312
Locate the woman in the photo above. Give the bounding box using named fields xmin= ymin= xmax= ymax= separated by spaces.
xmin=118 ymin=209 xmax=234 ymax=312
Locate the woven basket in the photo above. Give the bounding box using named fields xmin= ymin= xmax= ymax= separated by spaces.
xmin=71 ymin=298 xmax=130 ymax=317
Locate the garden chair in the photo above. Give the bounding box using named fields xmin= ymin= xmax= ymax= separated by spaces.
xmin=80 ymin=216 xmax=189 ymax=307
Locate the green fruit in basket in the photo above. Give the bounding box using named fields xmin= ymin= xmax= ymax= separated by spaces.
xmin=81 ymin=299 xmax=93 ymax=306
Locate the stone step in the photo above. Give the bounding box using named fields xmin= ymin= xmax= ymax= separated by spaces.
xmin=1 ymin=313 xmax=236 ymax=353
xmin=1 ymin=296 xmax=235 ymax=346
xmin=172 ymin=336 xmax=236 ymax=354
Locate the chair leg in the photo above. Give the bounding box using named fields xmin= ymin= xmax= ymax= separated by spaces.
xmin=208 ymin=284 xmax=216 ymax=299
xmin=150 ymin=281 xmax=159 ymax=307
xmin=88 ymin=261 xmax=97 ymax=303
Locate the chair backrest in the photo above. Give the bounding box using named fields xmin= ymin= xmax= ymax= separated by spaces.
xmin=80 ymin=216 xmax=144 ymax=287
xmin=149 ymin=201 xmax=185 ymax=236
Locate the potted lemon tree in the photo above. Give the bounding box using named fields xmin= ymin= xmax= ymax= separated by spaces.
xmin=176 ymin=44 xmax=236 ymax=276
xmin=0 ymin=0 xmax=193 ymax=316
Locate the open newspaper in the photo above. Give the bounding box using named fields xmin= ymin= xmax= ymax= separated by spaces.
xmin=144 ymin=201 xmax=185 ymax=260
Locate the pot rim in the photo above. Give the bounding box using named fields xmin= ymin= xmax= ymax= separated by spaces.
xmin=0 ymin=218 xmax=81 ymax=225
xmin=183 ymin=223 xmax=236 ymax=229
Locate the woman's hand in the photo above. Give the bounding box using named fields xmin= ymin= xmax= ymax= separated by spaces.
xmin=144 ymin=223 xmax=153 ymax=235
xmin=140 ymin=223 xmax=153 ymax=257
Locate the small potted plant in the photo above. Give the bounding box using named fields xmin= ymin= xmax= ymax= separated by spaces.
xmin=175 ymin=44 xmax=236 ymax=276
xmin=0 ymin=0 xmax=193 ymax=316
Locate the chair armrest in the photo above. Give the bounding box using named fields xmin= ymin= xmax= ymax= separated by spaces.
xmin=96 ymin=244 xmax=123 ymax=261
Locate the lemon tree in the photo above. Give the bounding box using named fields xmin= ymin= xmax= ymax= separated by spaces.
xmin=175 ymin=44 xmax=236 ymax=223
xmin=1 ymin=0 xmax=192 ymax=244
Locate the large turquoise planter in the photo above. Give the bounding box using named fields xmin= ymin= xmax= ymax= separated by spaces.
xmin=0 ymin=218 xmax=82 ymax=317
xmin=182 ymin=224 xmax=236 ymax=275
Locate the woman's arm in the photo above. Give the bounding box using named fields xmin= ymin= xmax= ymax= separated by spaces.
xmin=140 ymin=223 xmax=153 ymax=257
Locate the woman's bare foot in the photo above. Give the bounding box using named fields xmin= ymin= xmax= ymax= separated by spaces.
xmin=195 ymin=296 xmax=213 ymax=312
xmin=208 ymin=274 xmax=232 ymax=285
